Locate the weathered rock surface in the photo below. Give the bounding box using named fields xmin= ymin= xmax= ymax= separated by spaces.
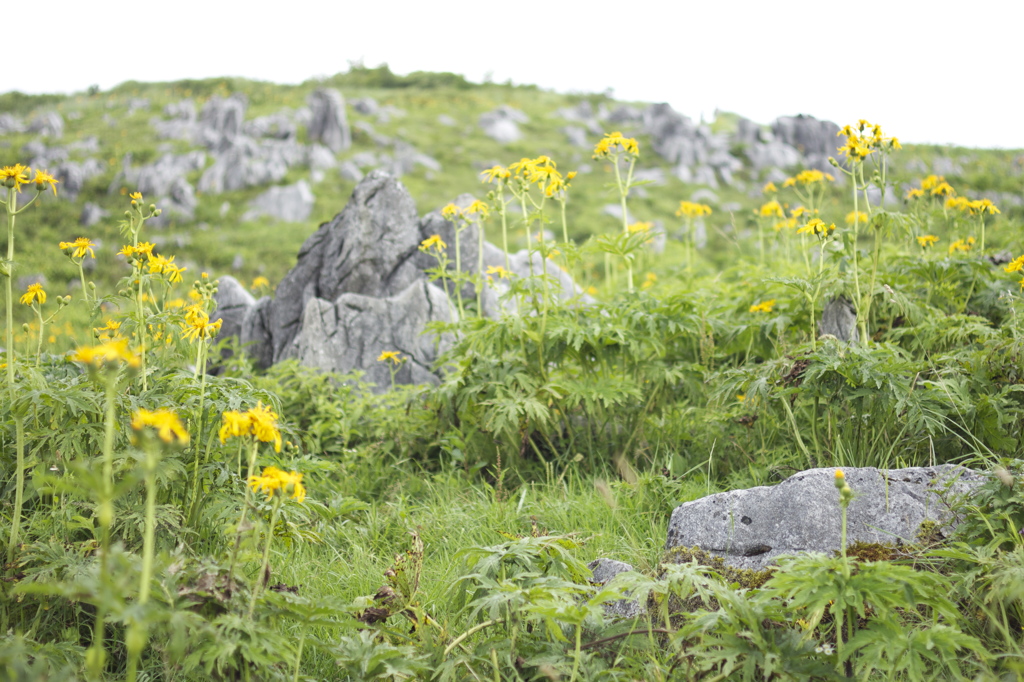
xmin=479 ymin=106 xmax=528 ymax=144
xmin=665 ymin=465 xmax=984 ymax=570
xmin=243 ymin=180 xmax=315 ymax=223
xmin=306 ymin=89 xmax=351 ymax=153
xmin=588 ymin=558 xmax=643 ymax=619
xmin=818 ymin=296 xmax=857 ymax=342
xmin=28 ymin=112 xmax=64 ymax=138
xmin=79 ymin=202 xmax=109 ymax=227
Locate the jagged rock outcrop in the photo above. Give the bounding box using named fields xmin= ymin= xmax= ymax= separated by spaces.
xmin=213 ymin=170 xmax=589 ymax=389
xmin=307 ymin=88 xmax=351 ymax=153
xmin=28 ymin=111 xmax=63 ymax=138
xmin=80 ymin=202 xmax=109 ymax=227
xmin=665 ymin=465 xmax=984 ymax=570
xmin=0 ymin=113 xmax=26 ymax=135
xmin=771 ymin=115 xmax=841 ymax=171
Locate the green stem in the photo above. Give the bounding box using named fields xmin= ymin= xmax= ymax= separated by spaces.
xmin=476 ymin=218 xmax=485 ymax=316
xmin=34 ymin=305 xmax=44 ymax=367
xmin=850 ymin=166 xmax=866 ymax=345
xmin=78 ymin=259 xmax=89 ymax=306
xmin=249 ymin=494 xmax=282 ymax=618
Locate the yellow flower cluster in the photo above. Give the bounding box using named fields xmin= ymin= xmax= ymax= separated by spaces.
xmin=248 ymin=466 xmax=306 ymax=503
xmin=480 ymin=165 xmax=512 ymax=183
xmin=593 ymin=131 xmax=639 ymax=159
xmin=749 ymin=299 xmax=776 ymax=313
xmin=219 ymin=402 xmax=283 ymax=452
xmin=94 ymin=319 xmax=122 ymax=340
xmin=59 ymin=237 xmax=96 ymax=260
xmin=72 ymin=338 xmax=141 ymax=369
xmin=641 ymin=272 xmax=657 ymax=289
xmin=1003 ymin=255 xmax=1024 ymax=273
xmin=131 ymin=408 xmax=189 ymax=445
xmin=676 ymin=201 xmax=712 ymax=218
xmin=836 ymin=120 xmax=900 ymax=161
xmin=20 ymin=283 xmax=46 ymax=306
xmin=119 ymin=242 xmax=156 ymax=259
xmin=930 ymin=182 xmax=955 ymax=198
xmin=757 ymin=200 xmax=784 ymax=218
xmin=420 ymin=234 xmax=447 ymax=253
xmin=945 ymin=197 xmax=1000 ymax=216
xmin=506 ymin=156 xmax=576 ymax=197
xmin=917 ymin=235 xmax=939 ymax=248
xmin=845 ymin=211 xmax=869 ymax=225
xmin=180 ymin=305 xmax=222 ymax=343
xmin=1 ymin=164 xmax=58 ymax=194
xmin=905 ymin=188 xmax=925 ymax=200
xmin=763 ymin=182 xmax=778 ymax=194
xmin=948 ymin=237 xmax=976 ymax=254
xmin=782 ymin=169 xmax=834 ymax=187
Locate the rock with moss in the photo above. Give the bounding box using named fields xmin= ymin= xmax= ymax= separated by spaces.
xmin=587 ymin=558 xmax=644 ymax=620
xmin=665 ymin=464 xmax=984 ymax=570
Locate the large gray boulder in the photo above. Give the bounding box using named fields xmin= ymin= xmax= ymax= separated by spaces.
xmin=198 ymin=94 xmax=248 ymax=151
xmin=290 ymin=279 xmax=453 ymax=387
xmin=306 ymin=89 xmax=351 ymax=153
xmin=665 ymin=465 xmax=984 ymax=570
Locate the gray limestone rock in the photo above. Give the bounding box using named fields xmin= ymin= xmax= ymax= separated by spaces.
xmin=351 ymin=97 xmax=379 ymax=116
xmin=213 ymin=275 xmax=257 ymax=344
xmin=479 ymin=106 xmax=528 ymax=144
xmin=198 ymin=95 xmax=248 ymax=151
xmin=243 ymin=181 xmax=315 ymax=223
xmin=747 ymin=140 xmax=801 ymax=171
xmin=307 ymin=89 xmax=351 ymax=153
xmin=665 ymin=465 xmax=983 ymax=570
xmin=198 ymin=137 xmax=302 ymax=194
xmin=588 ymin=558 xmax=643 ymax=620
xmin=643 ymin=103 xmax=699 ymax=166
xmin=153 ymin=100 xmax=197 ymax=140
xmin=80 ymin=202 xmax=109 ymax=227
xmin=28 ymin=112 xmax=64 ymax=138
xmin=0 ymin=113 xmax=26 ymax=135
xmin=818 ymin=296 xmax=857 ymax=342
xmin=55 ymin=159 xmax=105 ymax=201
xmin=245 ymin=111 xmax=297 ymax=140
xmin=562 ymin=126 xmax=589 ymax=148
xmin=338 ymin=161 xmax=364 ymax=183
xmin=771 ymin=115 xmax=840 ymax=162
xmin=288 ymin=279 xmax=454 ymax=389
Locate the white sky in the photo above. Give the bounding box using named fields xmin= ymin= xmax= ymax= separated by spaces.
xmin=18 ymin=0 xmax=1024 ymax=149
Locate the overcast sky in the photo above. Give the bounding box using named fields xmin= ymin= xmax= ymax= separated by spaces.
xmin=19 ymin=0 xmax=1024 ymax=149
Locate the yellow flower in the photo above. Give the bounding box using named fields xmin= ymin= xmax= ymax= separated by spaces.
xmin=948 ymin=237 xmax=975 ymax=254
xmin=905 ymin=188 xmax=924 ymax=200
xmin=628 ymin=221 xmax=653 ymax=233
xmin=164 ymin=263 xmax=187 ymax=284
xmin=32 ymin=169 xmax=59 ymax=196
xmin=593 ymin=131 xmax=639 ymax=159
xmin=219 ymin=410 xmax=252 ymax=444
xmin=845 ymin=211 xmax=869 ymax=225
xmin=441 ymin=203 xmax=462 ymax=220
xmin=248 ymin=402 xmax=282 ymax=453
xmin=419 ymin=234 xmax=447 ymax=252
xmin=465 ymin=200 xmax=490 ymax=218
xmin=485 ymin=265 xmax=510 ymax=282
xmin=131 ymin=408 xmax=189 ymax=445
xmin=797 ymin=219 xmax=835 ymax=237
xmin=930 ymin=182 xmax=955 ymax=198
xmin=641 ymin=272 xmax=657 ymax=289
xmin=794 ymin=169 xmax=829 ymax=185
xmin=129 ymin=191 xmax=143 ymax=201
xmin=782 ymin=177 xmax=796 ymax=188
xmin=757 ymin=200 xmax=784 ymax=218
xmin=0 ymin=164 xmax=30 ymax=192
xmin=917 ymin=235 xmax=939 ymax=248
xmin=72 ymin=338 xmax=141 ymax=368
xmin=251 ymin=276 xmax=270 ymax=290
xmin=834 ymin=469 xmax=845 ymax=480
xmin=165 ymin=298 xmax=186 ymax=309
xmin=749 ymin=299 xmax=776 ymax=313
xmin=248 ymin=466 xmax=306 ymax=503
xmin=968 ymin=198 xmax=1000 ymax=216
xmin=790 ymin=206 xmax=808 ymax=219
xmin=377 ymin=350 xmax=404 ymax=365
xmin=94 ymin=319 xmax=122 ymax=340
xmin=1003 ymin=255 xmax=1024 ymax=273
xmin=945 ymin=196 xmax=969 ymax=212
xmin=677 ymin=201 xmax=712 ymax=218
xmin=762 ymin=182 xmax=777 ymax=194
xmin=736 ymin=394 xmax=746 ymax=402
xmin=920 ymin=175 xmax=943 ymax=191
xmin=480 ymin=165 xmax=511 ymax=183
xmin=20 ymin=283 xmax=46 ymax=306
xmin=59 ymin=237 xmax=96 ymax=259
xmin=508 ymin=157 xmax=539 ymax=177
xmin=181 ymin=305 xmax=222 ymax=343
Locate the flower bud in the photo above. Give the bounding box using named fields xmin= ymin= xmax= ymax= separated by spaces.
xmin=22 ymin=323 xmax=29 ymax=332
xmin=828 ymin=157 xmax=838 ymax=167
